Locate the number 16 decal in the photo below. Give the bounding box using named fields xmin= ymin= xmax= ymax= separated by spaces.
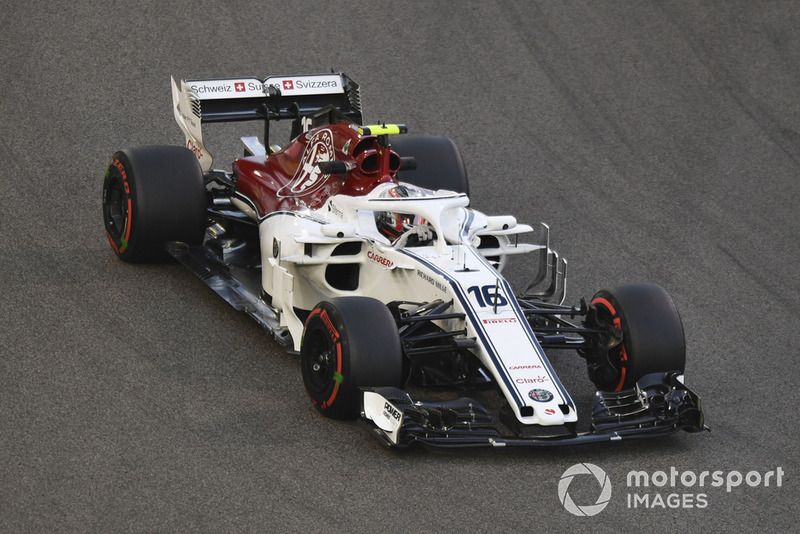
xmin=467 ymin=284 xmax=508 ymax=308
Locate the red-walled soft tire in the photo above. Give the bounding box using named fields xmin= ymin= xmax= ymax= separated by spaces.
xmin=102 ymin=146 xmax=206 ymax=262
xmin=301 ymin=297 xmax=403 ymax=420
xmin=588 ymin=283 xmax=686 ymax=391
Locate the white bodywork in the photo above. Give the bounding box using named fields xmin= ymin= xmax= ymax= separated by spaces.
xmin=248 ymin=182 xmax=577 ymax=427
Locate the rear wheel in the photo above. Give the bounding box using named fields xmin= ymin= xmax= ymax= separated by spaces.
xmin=102 ymin=146 xmax=206 ymax=262
xmin=391 ymin=135 xmax=469 ymax=195
xmin=586 ymin=283 xmax=686 ymax=391
xmin=301 ymin=297 xmax=403 ymax=419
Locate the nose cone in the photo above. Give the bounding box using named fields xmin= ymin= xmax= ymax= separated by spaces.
xmin=525 ymin=387 xmax=566 ymax=425
xmin=535 ymin=403 xmax=566 ymax=425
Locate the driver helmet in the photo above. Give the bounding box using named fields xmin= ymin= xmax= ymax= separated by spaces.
xmin=375 ymin=184 xmax=428 ymax=241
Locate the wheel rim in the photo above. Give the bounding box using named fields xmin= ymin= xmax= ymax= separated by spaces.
xmin=303 ymin=328 xmax=338 ymax=395
xmin=104 ymin=177 xmax=124 ymax=234
xmin=590 ymin=296 xmax=628 ymax=391
xmin=103 ymin=171 xmax=131 ymax=253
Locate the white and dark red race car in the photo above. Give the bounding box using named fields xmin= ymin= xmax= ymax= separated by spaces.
xmin=102 ymin=73 xmax=705 ymax=448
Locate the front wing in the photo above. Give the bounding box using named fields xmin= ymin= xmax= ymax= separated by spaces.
xmin=362 ymin=372 xmax=706 ymax=448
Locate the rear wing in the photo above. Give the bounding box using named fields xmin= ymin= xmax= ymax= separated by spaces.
xmin=171 ymin=73 xmax=362 ymax=171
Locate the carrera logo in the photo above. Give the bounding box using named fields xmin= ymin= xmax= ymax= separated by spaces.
xmin=508 ymin=364 xmax=543 ymax=370
xmin=277 ymin=129 xmax=335 ymax=198
xmin=367 ymin=250 xmax=394 ymax=269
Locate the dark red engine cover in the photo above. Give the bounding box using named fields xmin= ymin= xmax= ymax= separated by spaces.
xmin=234 ymin=122 xmax=401 ymax=216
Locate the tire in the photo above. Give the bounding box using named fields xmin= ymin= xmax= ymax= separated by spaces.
xmin=102 ymin=146 xmax=206 ymax=262
xmin=301 ymin=297 xmax=403 ymax=419
xmin=587 ymin=283 xmax=686 ymax=391
xmin=391 ymin=135 xmax=469 ymax=195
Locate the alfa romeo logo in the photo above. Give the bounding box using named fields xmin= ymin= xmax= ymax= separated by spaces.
xmin=558 ymin=463 xmax=612 ymax=516
xmin=277 ymin=128 xmax=334 ymax=198
xmin=528 ymin=388 xmax=553 ymax=402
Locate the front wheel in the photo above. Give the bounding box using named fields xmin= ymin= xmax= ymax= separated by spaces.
xmin=585 ymin=283 xmax=686 ymax=391
xmin=301 ymin=297 xmax=403 ymax=419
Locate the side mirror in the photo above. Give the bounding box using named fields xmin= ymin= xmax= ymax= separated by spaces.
xmin=398 ymin=157 xmax=417 ymax=171
xmin=317 ymin=160 xmax=354 ymax=175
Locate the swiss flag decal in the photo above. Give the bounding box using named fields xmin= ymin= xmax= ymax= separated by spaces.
xmin=283 ymin=80 xmax=294 ymax=90
xmin=234 ymin=82 xmax=245 ymax=92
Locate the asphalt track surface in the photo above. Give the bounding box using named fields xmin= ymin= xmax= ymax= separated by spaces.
xmin=2 ymin=1 xmax=798 ymax=531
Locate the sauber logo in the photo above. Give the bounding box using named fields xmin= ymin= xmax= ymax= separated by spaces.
xmin=277 ymin=129 xmax=335 ymax=198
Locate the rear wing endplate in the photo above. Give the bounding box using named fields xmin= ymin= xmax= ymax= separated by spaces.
xmin=171 ymin=73 xmax=362 ymax=171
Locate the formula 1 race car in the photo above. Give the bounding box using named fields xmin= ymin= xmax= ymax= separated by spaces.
xmin=102 ymin=72 xmax=705 ymax=448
